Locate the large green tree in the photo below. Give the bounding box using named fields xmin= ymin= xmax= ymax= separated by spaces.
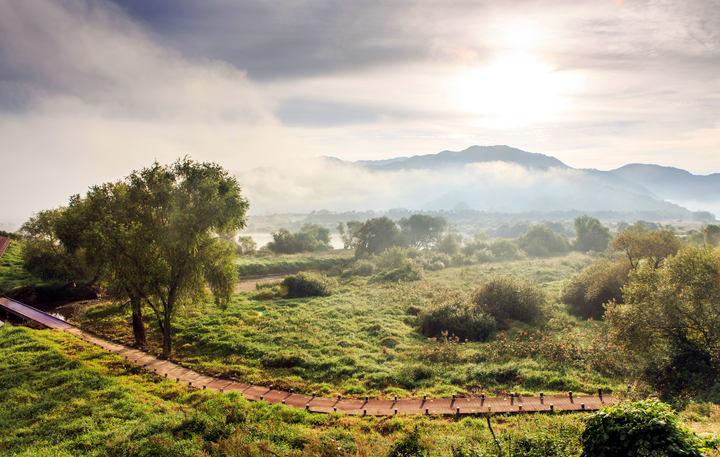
xmin=516 ymin=224 xmax=570 ymax=257
xmin=58 ymin=159 xmax=248 ymax=357
xmin=20 ymin=208 xmax=98 ymax=284
xmin=606 ymin=246 xmax=720 ymax=399
xmin=398 ymin=215 xmax=447 ymax=249
xmin=573 ymin=215 xmax=611 ymax=252
xmin=355 ymin=217 xmax=401 ymax=257
xmin=610 ymin=228 xmax=681 ymax=269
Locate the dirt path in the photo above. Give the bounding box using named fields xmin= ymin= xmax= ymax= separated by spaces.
xmin=234 ymin=274 xmax=286 ymax=292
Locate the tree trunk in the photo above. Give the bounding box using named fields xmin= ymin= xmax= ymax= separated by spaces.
xmin=162 ymin=305 xmax=172 ymax=358
xmin=130 ymin=294 xmax=146 ymax=347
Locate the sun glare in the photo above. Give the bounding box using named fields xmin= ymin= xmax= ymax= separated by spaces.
xmin=447 ymin=51 xmax=580 ymax=128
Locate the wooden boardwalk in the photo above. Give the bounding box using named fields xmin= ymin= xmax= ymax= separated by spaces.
xmin=0 ymin=235 xmax=10 ymax=259
xmin=1 ymin=297 xmax=616 ymax=416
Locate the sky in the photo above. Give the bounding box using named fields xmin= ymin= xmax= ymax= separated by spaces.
xmin=1 ymin=0 xmax=719 ymax=228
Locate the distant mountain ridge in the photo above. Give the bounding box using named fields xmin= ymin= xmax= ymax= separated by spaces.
xmin=336 ymin=145 xmax=718 ymax=213
xmin=364 ymin=145 xmax=569 ymax=171
xmin=238 ymin=145 xmax=719 ymax=218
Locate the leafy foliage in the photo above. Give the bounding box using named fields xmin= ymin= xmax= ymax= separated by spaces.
xmin=516 ymin=225 xmax=570 ymax=258
xmin=573 ymin=215 xmax=612 ymax=252
xmin=610 ymin=228 xmax=681 ymax=269
xmin=387 ymin=427 xmax=428 ymax=457
xmin=472 ymin=276 xmax=545 ymax=328
xmin=355 ymin=216 xmax=402 ymax=257
xmin=266 ymin=223 xmax=333 ymax=254
xmin=606 ymin=246 xmax=720 ymax=400
xmin=581 ymin=400 xmax=703 ymax=456
xmin=562 ymin=259 xmax=630 ymax=319
xmin=399 ymin=214 xmax=447 ymax=250
xmin=57 ymin=158 xmax=248 ymax=356
xmin=416 ymin=290 xmax=497 ymax=342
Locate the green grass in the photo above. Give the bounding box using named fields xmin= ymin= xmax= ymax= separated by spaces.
xmin=0 ymin=323 xmax=599 ymax=457
xmin=0 ymin=241 xmax=36 ymax=293
xmin=78 ymin=252 xmax=622 ymax=400
xmin=236 ymin=249 xmax=354 ymax=276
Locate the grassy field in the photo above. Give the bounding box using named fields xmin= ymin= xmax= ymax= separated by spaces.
xmin=236 ymin=250 xmax=354 ymax=276
xmin=78 ymin=252 xmax=623 ymax=400
xmin=0 ymin=324 xmax=595 ymax=456
xmin=2 ymin=324 xmax=719 ymax=456
xmin=5 ymin=248 xmax=720 ymax=456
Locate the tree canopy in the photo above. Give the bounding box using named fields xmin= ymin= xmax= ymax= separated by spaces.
xmin=398 ymin=215 xmax=447 ymax=249
xmin=57 ymin=158 xmax=249 ymax=357
xmin=266 ymin=223 xmax=332 ymax=254
xmin=355 ymin=217 xmax=402 ymax=257
xmin=573 ymin=215 xmax=611 ymax=252
xmin=606 ymin=246 xmax=720 ymax=399
xmin=516 ymin=224 xmax=570 ymax=257
xmin=610 ymin=228 xmax=681 ymax=269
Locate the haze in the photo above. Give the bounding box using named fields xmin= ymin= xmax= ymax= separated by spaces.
xmin=2 ymin=0 xmax=720 ymax=229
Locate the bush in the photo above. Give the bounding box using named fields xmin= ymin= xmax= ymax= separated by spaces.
xmin=562 ymin=259 xmax=630 ymax=319
xmin=471 ymin=277 xmax=544 ymax=327
xmin=580 ymin=399 xmax=703 ymax=457
xmin=280 ymin=272 xmax=332 ymax=298
xmin=417 ymin=290 xmax=497 ymax=342
xmin=351 ymin=259 xmax=376 ymax=276
xmin=387 ymin=427 xmax=428 ymax=457
xmin=368 ymin=264 xmax=423 ymax=283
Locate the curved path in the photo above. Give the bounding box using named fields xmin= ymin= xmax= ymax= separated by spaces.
xmin=0 ymin=296 xmax=616 ymax=416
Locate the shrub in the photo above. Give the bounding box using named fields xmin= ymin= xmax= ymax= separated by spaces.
xmin=580 ymin=399 xmax=703 ymax=457
xmin=280 ymin=272 xmax=332 ymax=298
xmin=472 ymin=277 xmax=544 ymax=327
xmin=351 ymin=259 xmax=376 ymax=276
xmin=368 ymin=264 xmax=423 ymax=283
xmin=253 ymin=288 xmax=275 ymax=301
xmin=561 ymin=259 xmax=630 ymax=319
xmin=417 ymin=290 xmax=497 ymax=342
xmin=387 ymin=427 xmax=428 ymax=457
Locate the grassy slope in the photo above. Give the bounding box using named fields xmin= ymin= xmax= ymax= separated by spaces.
xmin=0 ymin=241 xmax=35 ymax=293
xmin=78 ymin=253 xmax=622 ymax=400
xmin=0 ymin=324 xmax=596 ymax=457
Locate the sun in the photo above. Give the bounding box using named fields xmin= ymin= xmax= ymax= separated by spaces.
xmin=446 ymin=19 xmax=581 ymax=128
xmin=448 ymin=51 xmax=580 ymax=128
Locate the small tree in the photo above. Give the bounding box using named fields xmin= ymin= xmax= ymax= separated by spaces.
xmin=398 ymin=214 xmax=447 ymax=249
xmin=355 ymin=217 xmax=401 ymax=257
xmin=610 ymin=228 xmax=681 ymax=270
xmin=573 ymin=215 xmax=611 ymax=252
xmin=337 ymin=220 xmax=363 ymax=249
xmin=236 ymin=236 xmax=257 ymax=255
xmin=516 ymin=225 xmax=570 ymax=257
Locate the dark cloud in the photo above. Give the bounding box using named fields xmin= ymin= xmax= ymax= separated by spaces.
xmin=108 ymin=0 xmax=487 ymax=79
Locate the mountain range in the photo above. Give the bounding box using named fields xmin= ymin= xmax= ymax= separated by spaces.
xmin=237 ymin=145 xmax=719 ymax=219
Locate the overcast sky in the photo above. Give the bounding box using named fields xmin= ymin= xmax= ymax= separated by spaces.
xmin=1 ymin=0 xmax=719 ymax=227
